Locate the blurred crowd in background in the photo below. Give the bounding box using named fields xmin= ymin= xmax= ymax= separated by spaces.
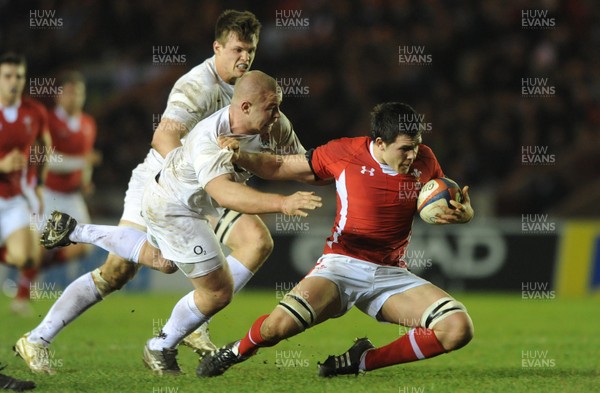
xmin=1 ymin=0 xmax=598 ymax=217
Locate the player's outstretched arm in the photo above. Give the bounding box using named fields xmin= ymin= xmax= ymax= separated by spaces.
xmin=435 ymin=186 xmax=474 ymax=224
xmin=218 ymin=136 xmax=316 ymax=182
xmin=151 ymin=118 xmax=189 ymax=158
xmin=205 ymin=174 xmax=322 ymax=217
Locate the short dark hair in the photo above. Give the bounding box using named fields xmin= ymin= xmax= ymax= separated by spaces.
xmin=215 ymin=10 xmax=261 ymax=44
xmin=0 ymin=52 xmax=26 ymax=68
xmin=57 ymin=70 xmax=85 ymax=87
xmin=370 ymin=102 xmax=422 ymax=144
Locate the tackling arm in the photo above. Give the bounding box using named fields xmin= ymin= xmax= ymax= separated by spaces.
xmin=236 ymin=151 xmax=317 ymax=183
xmin=204 ymin=173 xmax=321 ymax=217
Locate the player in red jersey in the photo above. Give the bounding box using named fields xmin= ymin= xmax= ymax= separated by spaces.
xmin=197 ymin=102 xmax=475 ymax=377
xmin=13 ymin=71 xmax=99 ymax=312
xmin=0 ymin=53 xmax=50 ymax=310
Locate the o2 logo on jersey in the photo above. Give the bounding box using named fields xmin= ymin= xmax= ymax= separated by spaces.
xmin=193 ymin=245 xmax=206 ymax=255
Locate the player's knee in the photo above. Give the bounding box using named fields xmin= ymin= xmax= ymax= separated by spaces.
xmin=260 ymin=312 xmax=297 ymax=342
xmin=421 ymin=297 xmax=473 ymax=351
xmin=435 ymin=312 xmax=474 ymax=351
xmin=196 ymin=286 xmax=233 ymax=315
xmin=251 ymin=229 xmax=274 ymax=261
xmin=229 ymin=222 xmax=273 ymax=264
xmin=98 ymin=255 xmax=138 ymax=291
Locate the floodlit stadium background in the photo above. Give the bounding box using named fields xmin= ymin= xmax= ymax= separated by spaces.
xmin=1 ymin=1 xmax=599 ymax=297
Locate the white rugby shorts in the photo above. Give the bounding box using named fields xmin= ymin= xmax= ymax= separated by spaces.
xmin=0 ymin=195 xmax=32 ymax=246
xmin=121 ymin=150 xmax=163 ymax=227
xmin=305 ymin=253 xmax=430 ymax=320
xmin=141 ymin=175 xmax=225 ymax=276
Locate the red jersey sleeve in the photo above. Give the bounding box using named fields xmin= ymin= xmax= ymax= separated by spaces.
xmin=310 ymin=137 xmax=369 ymax=180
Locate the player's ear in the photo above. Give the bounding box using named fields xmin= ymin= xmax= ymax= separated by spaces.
xmin=240 ymin=101 xmax=251 ymax=114
xmin=374 ymin=137 xmax=385 ymax=150
xmin=213 ymin=40 xmax=221 ymax=54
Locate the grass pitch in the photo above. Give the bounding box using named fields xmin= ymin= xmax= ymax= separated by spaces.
xmin=1 ymin=291 xmax=598 ymax=393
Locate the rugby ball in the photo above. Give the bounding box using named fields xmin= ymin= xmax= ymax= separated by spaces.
xmin=417 ymin=178 xmax=462 ymax=224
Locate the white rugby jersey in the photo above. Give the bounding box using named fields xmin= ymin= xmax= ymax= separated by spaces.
xmin=156 ymin=105 xmax=305 ymax=218
xmin=143 ymin=55 xmax=234 ymax=169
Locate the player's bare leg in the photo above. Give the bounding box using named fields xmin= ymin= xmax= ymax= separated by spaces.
xmin=144 ymin=255 xmax=233 ymax=375
xmin=183 ymin=212 xmax=273 ymax=354
xmin=197 ymin=277 xmax=341 ymax=377
xmin=355 ymin=284 xmax=473 ymax=373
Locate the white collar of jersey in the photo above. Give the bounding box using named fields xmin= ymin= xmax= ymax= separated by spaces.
xmin=0 ymin=100 xmax=21 ymax=123
xmin=55 ymin=106 xmax=81 ymax=132
xmin=369 ymin=141 xmax=400 ymax=176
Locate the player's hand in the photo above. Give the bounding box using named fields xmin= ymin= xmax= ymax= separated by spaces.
xmin=0 ymin=148 xmax=27 ymax=173
xmin=281 ymin=191 xmax=322 ymax=217
xmin=217 ymin=136 xmax=240 ymax=162
xmin=435 ymin=186 xmax=474 ymax=224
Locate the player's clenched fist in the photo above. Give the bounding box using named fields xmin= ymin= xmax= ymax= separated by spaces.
xmin=281 ymin=191 xmax=322 ymax=217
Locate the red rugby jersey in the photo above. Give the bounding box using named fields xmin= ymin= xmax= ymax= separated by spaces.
xmin=45 ymin=107 xmax=96 ymax=193
xmin=0 ymin=98 xmax=48 ymax=198
xmin=310 ymin=136 xmax=444 ymax=266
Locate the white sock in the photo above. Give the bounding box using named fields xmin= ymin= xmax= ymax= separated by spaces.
xmin=70 ymin=224 xmax=146 ymax=263
xmin=28 ymin=272 xmax=102 ymax=346
xmin=148 ymin=291 xmax=208 ymax=350
xmin=228 ymin=255 xmax=254 ymax=294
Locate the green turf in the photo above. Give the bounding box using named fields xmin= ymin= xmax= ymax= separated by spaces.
xmin=1 ymin=291 xmax=598 ymax=392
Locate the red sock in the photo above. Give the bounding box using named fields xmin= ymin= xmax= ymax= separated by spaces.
xmin=0 ymin=246 xmax=6 ymax=263
xmin=16 ymin=268 xmax=39 ymax=300
xmin=364 ymin=328 xmax=446 ymax=371
xmin=238 ymin=314 xmax=271 ymax=356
